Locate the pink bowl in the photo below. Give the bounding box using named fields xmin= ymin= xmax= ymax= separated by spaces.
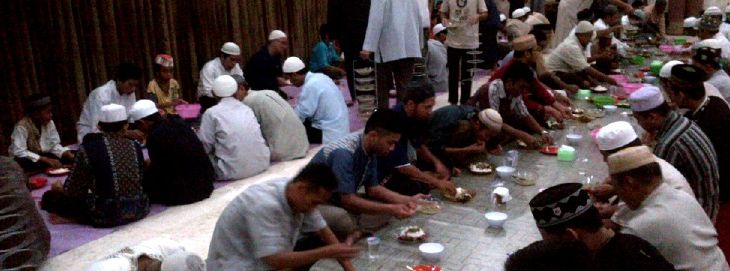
xmin=621 ymin=83 xmax=645 ymax=95
xmin=659 ymin=45 xmax=675 ymax=54
xmin=176 ymin=104 xmax=201 ymax=119
xmin=609 ymin=75 xmax=628 ymax=84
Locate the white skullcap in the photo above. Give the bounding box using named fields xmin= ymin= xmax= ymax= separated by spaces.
xmin=282 ymin=57 xmax=306 ymax=73
xmin=131 ymin=238 xmax=186 ymax=261
xmin=705 ymin=6 xmax=723 ymax=16
xmin=700 ymin=38 xmax=723 ymax=49
xmin=100 ymin=104 xmax=128 ymax=123
xmin=85 ymin=257 xmax=132 ymax=271
xmin=478 ymin=108 xmax=503 ymax=131
xmin=629 ymin=86 xmax=665 ymax=112
xmin=575 ymin=21 xmax=595 ymax=34
xmin=220 ymin=42 xmax=240 ymax=56
xmin=512 ymin=8 xmax=527 ymax=18
xmin=607 ymin=146 xmax=656 ymax=174
xmin=596 ymin=121 xmax=638 ymax=151
xmin=129 ymin=100 xmax=158 ymax=122
xmin=659 ymin=60 xmax=684 ymax=78
xmin=212 ymin=75 xmax=238 ymax=97
xmin=500 ymin=14 xmax=507 ymax=22
xmin=268 ymin=30 xmax=288 ymax=41
xmin=433 ymin=23 xmax=447 ymax=35
xmin=684 ymin=17 xmax=698 ymax=28
xmin=523 ymin=6 xmax=531 ymax=13
xmin=526 ymin=13 xmax=550 ymax=26
xmin=161 ymin=251 xmax=206 ymax=271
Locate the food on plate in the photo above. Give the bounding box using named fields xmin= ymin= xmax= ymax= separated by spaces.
xmin=469 ymin=162 xmax=493 ymax=174
xmin=46 ymin=168 xmax=70 ymax=176
xmin=540 ymin=145 xmax=559 ymax=155
xmin=29 ymin=177 xmax=48 ymax=189
xmin=446 ymin=187 xmax=474 ymax=203
xmin=546 ymin=119 xmax=563 ymax=129
xmin=417 ymin=201 xmax=441 ymax=215
xmin=592 ymin=86 xmax=608 ymax=93
xmin=398 ymin=225 xmax=428 ymax=242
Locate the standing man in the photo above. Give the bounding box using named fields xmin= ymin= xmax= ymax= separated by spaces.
xmin=479 ymin=0 xmax=502 ymax=69
xmin=552 ymin=0 xmax=594 ymax=48
xmin=426 ymin=24 xmax=449 ymax=93
xmin=362 ymin=0 xmax=424 ymax=109
xmin=629 ymin=86 xmax=720 ymax=220
xmin=198 ymin=75 xmax=270 ymax=181
xmin=197 ymin=42 xmax=244 ymax=112
xmin=77 ymin=63 xmax=141 ymax=142
xmin=206 ymin=164 xmax=359 ymax=271
xmin=327 ymin=0 xmax=371 ymax=105
xmin=284 ymin=57 xmax=349 ymax=144
xmin=441 ymin=0 xmax=488 ymax=105
xmin=245 ymin=30 xmax=290 ymax=99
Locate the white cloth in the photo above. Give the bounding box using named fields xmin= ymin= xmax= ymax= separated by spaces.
xmin=206 ymin=177 xmax=327 ymax=271
xmin=198 ymin=97 xmax=270 ymax=180
xmin=721 ymin=22 xmax=730 ymax=40
xmin=426 ymin=39 xmax=449 ymax=93
xmin=9 ymin=119 xmax=68 ymax=162
xmin=196 ymin=58 xmax=244 ymax=98
xmin=704 ymin=82 xmax=730 ymax=105
xmin=704 ymin=0 xmax=730 ymax=10
xmin=707 ymin=69 xmax=730 ymax=100
xmin=76 ymin=80 xmax=136 ymax=142
xmin=713 ymin=32 xmax=730 ymax=59
xmin=363 ymin=0 xmax=424 ymax=63
xmin=552 ymin=0 xmax=593 ymax=48
xmin=545 ymin=34 xmax=591 ymax=73
xmin=441 ymin=0 xmax=488 ymax=49
xmin=656 ymin=156 xmax=694 ymax=197
xmin=417 ymin=0 xmax=431 ymax=28
xmin=613 ymin=183 xmax=729 ymax=271
xmin=594 ymin=18 xmax=628 ymax=56
xmin=295 ymin=72 xmax=350 ymax=144
xmin=86 ymin=238 xmax=189 ymax=271
xmin=243 ymin=90 xmax=309 ymax=162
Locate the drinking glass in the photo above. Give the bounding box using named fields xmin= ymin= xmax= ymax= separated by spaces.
xmin=366 ymin=236 xmax=380 ymax=260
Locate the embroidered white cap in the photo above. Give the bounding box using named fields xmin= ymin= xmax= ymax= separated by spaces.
xmin=220 ymin=42 xmax=241 ymax=56
xmin=478 ymin=108 xmax=503 ymax=131
xmin=212 ymin=75 xmax=238 ymax=98
xmin=659 ymin=60 xmax=684 ymax=79
xmin=268 ymin=30 xmax=288 ymax=41
xmin=629 ymin=86 xmax=665 ymax=112
xmin=575 ymin=21 xmax=594 ymax=34
xmin=596 ymin=121 xmax=638 ymax=151
xmin=100 ymin=104 xmax=128 ymax=123
xmin=129 ymin=100 xmax=159 ymax=122
xmin=282 ymin=57 xmax=306 ymax=73
xmin=705 ymin=6 xmax=723 ymax=16
xmin=433 ymin=23 xmax=447 ymax=35
xmin=512 ymin=8 xmax=527 ymax=19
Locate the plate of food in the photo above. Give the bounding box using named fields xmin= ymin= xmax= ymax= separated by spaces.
xmin=417 ymin=200 xmax=441 ymax=215
xmin=397 ymin=225 xmax=428 ymax=243
xmin=443 ymin=187 xmax=475 ymax=203
xmin=513 ymin=171 xmax=536 ymax=186
xmin=46 ymin=168 xmax=70 ymax=176
xmin=571 ymin=108 xmax=585 ymax=118
xmin=540 ymin=145 xmax=559 ymax=155
xmin=469 ymin=162 xmax=493 ymax=174
xmin=410 ymin=265 xmax=442 ymax=271
xmin=592 ymin=85 xmax=608 ymax=93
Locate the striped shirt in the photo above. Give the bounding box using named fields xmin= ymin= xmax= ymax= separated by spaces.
xmin=310 ymin=133 xmax=379 ymax=196
xmin=653 ymin=111 xmax=720 ymax=221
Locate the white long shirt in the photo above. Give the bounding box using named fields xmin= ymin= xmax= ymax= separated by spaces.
xmin=593 ymin=18 xmax=628 ymax=56
xmin=426 ymin=39 xmax=449 ymax=93
xmin=9 ymin=119 xmax=68 ymax=162
xmin=613 ymin=183 xmax=730 ymax=271
xmin=295 ymin=72 xmax=350 ymax=144
xmin=721 ymin=22 xmax=730 ymax=40
xmin=196 ymin=57 xmax=244 ymax=98
xmin=552 ymin=0 xmax=593 ymax=48
xmin=707 ymin=69 xmax=730 ymax=100
xmin=198 ymin=97 xmax=270 ymax=181
xmin=362 ymin=0 xmax=424 ymax=63
xmin=76 ymin=80 xmax=136 ymax=143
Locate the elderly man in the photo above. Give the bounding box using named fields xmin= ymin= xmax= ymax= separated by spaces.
xmin=427 ymin=24 xmax=449 ymax=93
xmin=692 ymin=43 xmax=730 ymax=100
xmin=659 ymin=60 xmax=726 ymax=102
xmin=77 ymin=63 xmax=142 ymax=142
xmin=9 ymin=95 xmax=74 ymax=172
xmin=283 ymin=57 xmax=349 ymax=144
xmin=697 ymin=15 xmax=730 ymax=59
xmin=129 ymin=100 xmax=214 ymax=206
xmin=245 ymin=30 xmax=290 ymax=99
xmin=428 ymin=106 xmax=503 ymax=167
xmin=467 ymin=62 xmax=553 ymax=149
xmin=87 ymin=239 xmax=205 ymax=271
xmin=206 ymin=164 xmax=359 ymax=271
xmin=198 ymin=75 xmax=270 ymax=181
xmin=629 ymin=86 xmax=720 ymax=220
xmin=528 ymin=182 xmax=675 ymax=271
xmin=362 ymin=0 xmax=424 ymax=109
xmin=232 ymin=75 xmax=309 ymax=162
xmin=607 ymin=146 xmax=730 ymax=271
xmin=197 ymin=42 xmax=244 ymax=111
xmin=664 ymin=64 xmax=730 ymax=202
xmin=546 ymin=21 xmax=617 ymax=89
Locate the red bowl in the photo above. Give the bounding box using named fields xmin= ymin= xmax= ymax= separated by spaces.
xmin=29 ymin=177 xmax=48 ymax=189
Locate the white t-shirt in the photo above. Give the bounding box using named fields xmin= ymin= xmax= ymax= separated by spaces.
xmin=612 ymin=183 xmax=730 ymax=271
xmin=441 ymin=0 xmax=488 ymax=49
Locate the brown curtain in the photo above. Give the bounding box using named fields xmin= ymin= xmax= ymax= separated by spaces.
xmin=0 ymin=0 xmax=327 ymax=154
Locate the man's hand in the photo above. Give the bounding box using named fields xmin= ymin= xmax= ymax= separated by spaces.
xmin=436 ymin=180 xmax=456 ymax=196
xmin=389 ymin=204 xmax=417 ymax=218
xmin=467 ymin=15 xmax=480 ymax=25
xmin=466 ymin=141 xmax=486 ymax=153
xmin=594 ymin=201 xmax=618 ymax=218
xmin=540 ymin=132 xmax=554 ymax=146
xmin=40 ymin=157 xmax=62 ymax=169
xmin=586 ymin=177 xmax=617 ymax=202
xmin=61 ymin=151 xmax=75 ymax=163
xmin=544 ymin=106 xmax=564 ymax=122
xmin=360 ymin=50 xmax=372 ymax=60
xmin=605 ymin=76 xmax=618 ymax=86
xmin=520 ymin=134 xmax=541 ymax=149
xmin=173 ymin=98 xmax=188 ymax=106
xmin=434 ymin=162 xmax=451 ymax=179
xmin=322 ymin=243 xmax=362 ymax=260
xmin=488 ymin=144 xmax=503 ymax=155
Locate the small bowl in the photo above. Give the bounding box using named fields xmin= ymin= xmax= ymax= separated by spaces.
xmin=603 ymin=105 xmax=617 ymax=113
xmin=418 ymin=243 xmax=445 ymax=262
xmin=485 ymin=211 xmax=508 ymax=228
xmin=566 ymin=134 xmax=583 ymax=145
xmin=496 ymin=166 xmax=515 ymax=179
xmin=644 ymin=75 xmax=657 ymax=84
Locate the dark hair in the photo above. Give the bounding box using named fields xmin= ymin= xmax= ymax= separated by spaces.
xmin=98 ymin=121 xmax=127 ymax=133
xmin=655 ymin=0 xmax=666 ymax=8
xmin=505 ymin=240 xmax=592 ymax=271
xmin=669 ymin=80 xmax=706 ymax=100
xmin=603 ymin=138 xmax=642 ymax=155
xmin=295 ymin=67 xmax=310 ymax=75
xmin=612 ymin=162 xmax=662 ymax=184
xmin=632 ymin=0 xmax=645 ymax=8
xmin=634 ymin=102 xmax=671 ymax=118
xmin=294 ymin=163 xmax=338 ymax=191
xmin=602 ymin=5 xmax=619 ymax=17
xmin=229 ymin=74 xmax=249 ymax=87
xmin=140 ymin=112 xmax=164 ymax=124
xmin=502 ymin=62 xmax=534 ymax=83
xmin=402 ymin=78 xmax=435 ymax=104
xmin=116 ymin=63 xmax=142 ymax=82
xmin=364 ymin=108 xmax=404 ymax=134
xmin=319 ymin=24 xmax=330 ymax=40
xmin=22 ymin=94 xmax=51 ymax=114
xmin=529 ymin=29 xmax=548 ymax=44
xmin=577 ymin=9 xmax=593 ymax=21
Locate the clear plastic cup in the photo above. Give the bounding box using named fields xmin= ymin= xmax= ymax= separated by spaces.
xmin=366 ymin=236 xmax=380 ymax=260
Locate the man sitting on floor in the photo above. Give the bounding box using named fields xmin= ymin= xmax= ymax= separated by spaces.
xmin=245 ymin=30 xmax=290 ymax=99
xmin=197 ymin=42 xmax=244 ymax=112
xmin=629 ymin=86 xmax=720 ymax=221
xmin=87 ymin=238 xmax=205 ymax=271
xmin=41 ymin=104 xmax=149 ymax=228
xmin=658 ymin=60 xmax=727 ymax=103
xmin=664 ymin=64 xmax=730 ymax=202
xmin=199 ymin=75 xmax=270 ymax=181
xmin=9 ymin=94 xmax=74 ymax=173
xmin=206 ymin=163 xmax=359 ymax=271
xmin=284 ymin=56 xmax=349 ymax=144
xmin=607 ymin=146 xmax=730 ymax=270
xmin=428 ymin=106 xmax=503 ymax=167
xmin=697 ymin=15 xmax=730 ymax=60
xmin=528 ymin=183 xmax=675 ymax=271
xmin=234 ymin=74 xmax=309 ymax=162
xmin=692 ymin=42 xmax=730 ymax=101
xmin=129 ymin=100 xmax=214 ymax=206
xmin=310 ymin=109 xmax=425 ymax=237
xmin=545 ymin=21 xmax=617 ymax=89
xmin=467 ymin=62 xmax=553 ymax=149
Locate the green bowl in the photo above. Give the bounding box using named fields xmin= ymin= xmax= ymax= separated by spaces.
xmin=674 ymin=38 xmax=687 ymax=45
xmin=592 ymin=95 xmax=616 ymax=107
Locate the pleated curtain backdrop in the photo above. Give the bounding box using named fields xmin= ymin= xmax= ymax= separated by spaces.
xmin=0 ymin=0 xmax=327 ymax=154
